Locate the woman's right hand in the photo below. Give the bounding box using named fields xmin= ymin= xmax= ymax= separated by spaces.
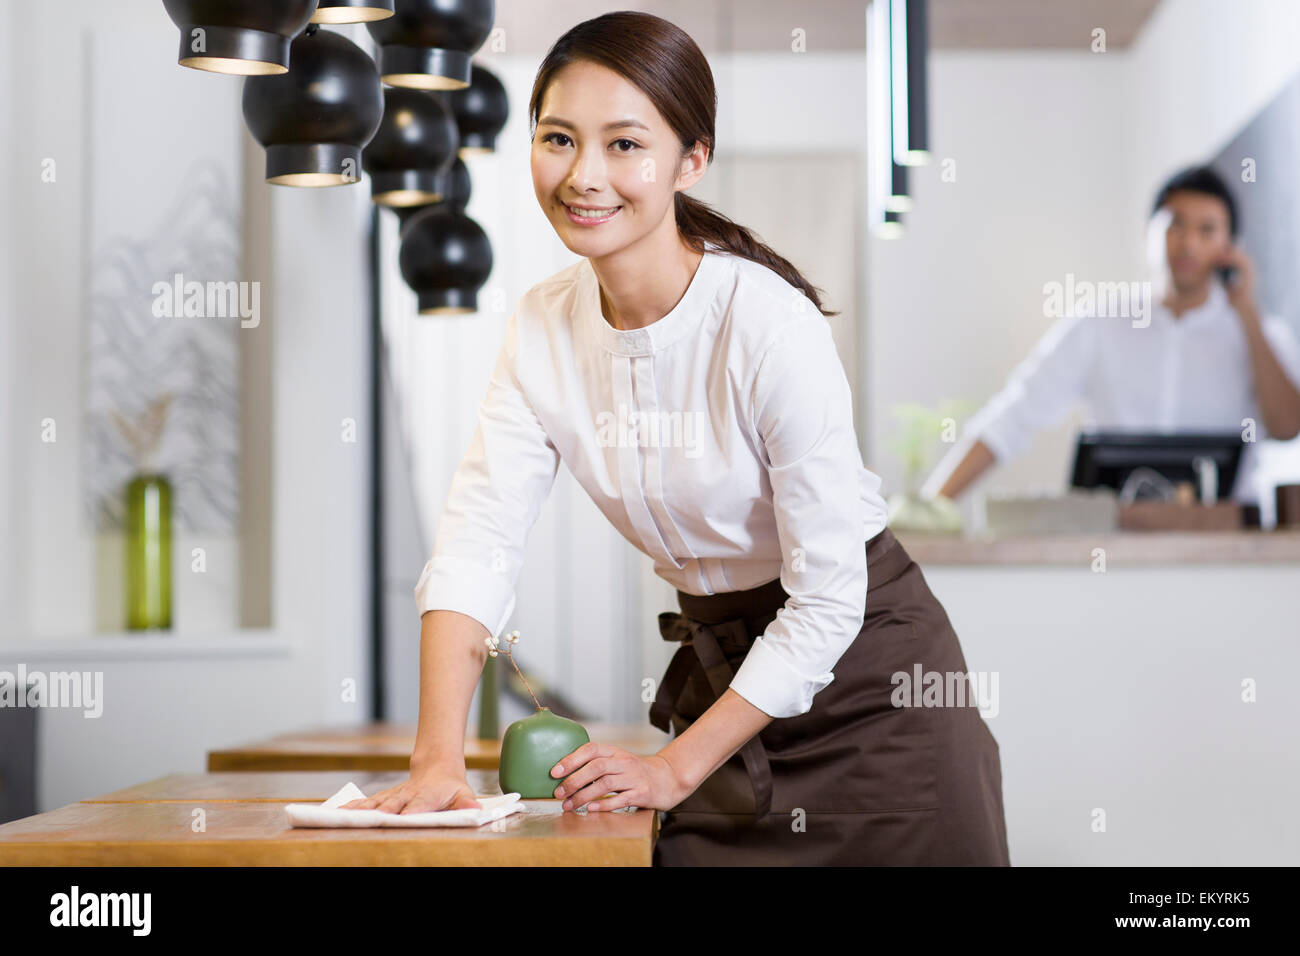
xmin=338 ymin=769 xmax=482 ymax=814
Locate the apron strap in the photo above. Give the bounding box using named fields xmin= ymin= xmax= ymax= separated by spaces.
xmin=651 ymin=611 xmax=775 ymax=819
xmin=649 ymin=612 xmax=697 ymax=734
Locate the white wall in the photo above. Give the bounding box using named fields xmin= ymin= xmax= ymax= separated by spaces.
xmin=1126 ymin=0 xmax=1300 ymax=226
xmin=1 ymin=0 xmax=370 ymax=810
xmin=0 ymin=0 xmax=18 ymax=632
xmin=866 ymin=50 xmax=1134 ymax=498
xmin=6 ymin=4 xmax=92 ymax=639
xmin=5 ymin=4 xmax=255 ymax=640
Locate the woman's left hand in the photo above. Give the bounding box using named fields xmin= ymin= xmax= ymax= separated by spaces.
xmin=550 ymin=743 xmax=692 ymax=812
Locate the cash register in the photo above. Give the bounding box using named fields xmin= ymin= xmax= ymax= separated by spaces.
xmin=1070 ymin=430 xmax=1247 ymax=528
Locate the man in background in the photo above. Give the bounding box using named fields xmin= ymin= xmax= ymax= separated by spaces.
xmin=923 ymin=165 xmax=1300 ymax=506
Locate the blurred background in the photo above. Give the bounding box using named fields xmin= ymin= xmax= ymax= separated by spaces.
xmin=1 ymin=0 xmax=1297 ymax=864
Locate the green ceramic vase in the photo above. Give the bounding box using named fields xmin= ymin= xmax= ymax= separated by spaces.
xmin=499 ymin=707 xmax=590 ymax=798
xmin=125 ymin=473 xmax=172 ymax=631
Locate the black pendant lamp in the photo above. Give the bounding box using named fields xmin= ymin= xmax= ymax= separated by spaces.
xmin=393 ymin=157 xmax=471 ymax=232
xmin=312 ymin=0 xmax=396 ymax=24
xmin=368 ymin=0 xmax=496 ymax=91
xmin=392 ymin=158 xmax=471 ymax=235
xmin=890 ymin=0 xmax=930 ymax=165
xmin=886 ymin=161 xmax=911 ymax=213
xmin=163 ymin=0 xmax=318 ymax=76
xmin=242 ymin=26 xmax=384 ymax=187
xmin=435 ymin=156 xmax=472 ymax=208
xmin=881 ymin=209 xmax=904 ymax=239
xmin=442 ymin=63 xmax=508 ymax=155
xmin=398 ymin=204 xmax=492 ymax=314
xmin=363 ymin=89 xmax=459 ymax=207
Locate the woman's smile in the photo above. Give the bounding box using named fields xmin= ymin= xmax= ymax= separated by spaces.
xmin=562 ymin=200 xmax=623 ymax=225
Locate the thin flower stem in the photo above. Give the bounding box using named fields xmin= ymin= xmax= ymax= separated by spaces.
xmin=506 ymin=648 xmax=542 ymax=709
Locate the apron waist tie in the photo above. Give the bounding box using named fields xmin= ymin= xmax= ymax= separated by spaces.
xmin=650 ymin=611 xmax=775 ymax=819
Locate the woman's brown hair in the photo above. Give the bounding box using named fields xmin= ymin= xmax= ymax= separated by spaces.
xmin=528 ymin=10 xmax=839 ymax=317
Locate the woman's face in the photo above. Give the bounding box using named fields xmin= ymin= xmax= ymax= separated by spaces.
xmin=531 ymin=59 xmax=705 ymax=257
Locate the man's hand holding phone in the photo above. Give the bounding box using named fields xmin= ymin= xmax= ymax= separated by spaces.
xmin=1218 ymin=243 xmax=1257 ymax=315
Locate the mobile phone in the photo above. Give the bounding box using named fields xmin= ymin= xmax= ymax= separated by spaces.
xmin=1219 ymin=242 xmax=1241 ymax=286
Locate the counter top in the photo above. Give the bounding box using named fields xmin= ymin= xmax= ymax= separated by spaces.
xmin=892 ymin=528 xmax=1300 ymax=565
xmin=0 ymin=769 xmax=657 ymax=866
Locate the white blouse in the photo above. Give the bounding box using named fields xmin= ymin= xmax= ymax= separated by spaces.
xmin=414 ymin=243 xmax=891 ymax=718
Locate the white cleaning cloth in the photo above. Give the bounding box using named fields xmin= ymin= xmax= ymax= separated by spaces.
xmin=284 ymin=782 xmax=524 ymax=828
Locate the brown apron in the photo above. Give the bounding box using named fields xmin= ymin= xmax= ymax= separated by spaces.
xmin=649 ymin=526 xmax=1011 ymax=866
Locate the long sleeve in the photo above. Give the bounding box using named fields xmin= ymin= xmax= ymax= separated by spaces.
xmin=1260 ymin=315 xmax=1300 ymax=393
xmin=413 ymin=309 xmax=561 ymax=639
xmin=963 ymin=312 xmax=1097 ymax=462
xmin=728 ymin=315 xmax=869 ymax=718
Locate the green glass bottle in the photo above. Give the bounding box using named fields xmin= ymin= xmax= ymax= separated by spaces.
xmin=125 ymin=473 xmax=172 ymax=631
xmin=477 ymin=652 xmax=501 ymax=740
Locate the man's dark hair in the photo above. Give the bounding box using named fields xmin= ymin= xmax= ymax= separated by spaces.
xmin=1151 ymin=165 xmax=1239 ymax=237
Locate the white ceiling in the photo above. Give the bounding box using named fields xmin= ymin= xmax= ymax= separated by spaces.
xmin=493 ymin=0 xmax=1165 ymax=54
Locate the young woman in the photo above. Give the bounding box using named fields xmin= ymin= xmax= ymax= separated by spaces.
xmin=345 ymin=11 xmax=1010 ymax=866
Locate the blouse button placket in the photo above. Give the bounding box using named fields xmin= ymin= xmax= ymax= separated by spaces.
xmin=610 ymin=351 xmax=678 ymax=569
xmin=630 ymin=354 xmax=709 ymax=593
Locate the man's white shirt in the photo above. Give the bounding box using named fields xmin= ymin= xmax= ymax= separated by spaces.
xmin=933 ymin=279 xmax=1300 ymax=503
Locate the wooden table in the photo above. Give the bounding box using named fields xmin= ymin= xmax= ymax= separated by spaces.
xmin=207 ymin=722 xmax=671 ymax=772
xmin=0 ymin=770 xmax=658 ymax=866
